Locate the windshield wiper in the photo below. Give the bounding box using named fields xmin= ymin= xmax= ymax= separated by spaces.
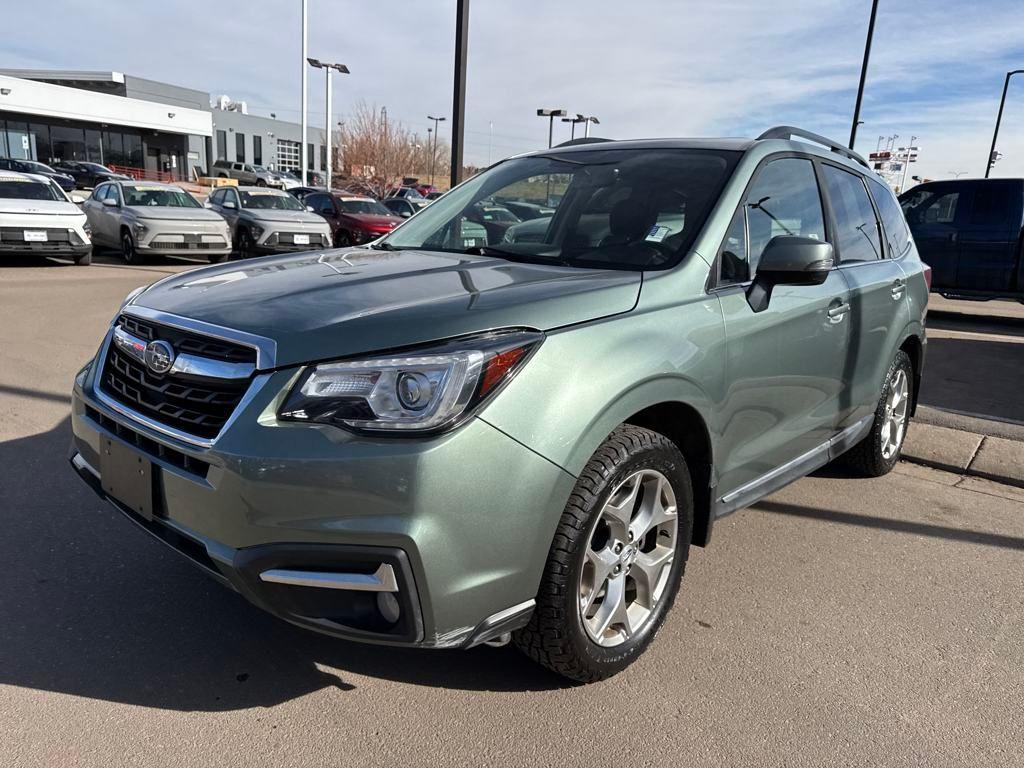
xmin=464 ymin=245 xmax=571 ymax=266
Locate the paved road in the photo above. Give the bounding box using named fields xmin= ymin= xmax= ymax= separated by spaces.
xmin=2 ymin=256 xmax=1023 ymax=767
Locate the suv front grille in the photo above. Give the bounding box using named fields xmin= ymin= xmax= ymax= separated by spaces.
xmin=99 ymin=315 xmax=256 ymax=440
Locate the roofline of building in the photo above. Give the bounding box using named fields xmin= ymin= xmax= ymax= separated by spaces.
xmin=0 ymin=68 xmax=126 ymax=84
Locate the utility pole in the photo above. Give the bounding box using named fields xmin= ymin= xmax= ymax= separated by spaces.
xmin=300 ymin=0 xmax=308 ymax=185
xmin=985 ymin=70 xmax=1024 ymax=178
xmin=427 ymin=115 xmax=446 ymax=187
xmin=849 ymin=0 xmax=879 ymax=149
xmin=450 ymin=0 xmax=469 ymax=188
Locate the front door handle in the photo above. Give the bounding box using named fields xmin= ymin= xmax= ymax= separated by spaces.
xmin=827 ymin=300 xmax=850 ymax=323
xmin=891 ymin=279 xmax=906 ymax=300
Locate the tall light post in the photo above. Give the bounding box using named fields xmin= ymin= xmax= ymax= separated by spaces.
xmin=450 ymin=0 xmax=469 ymax=189
xmin=307 ymin=58 xmax=350 ymax=191
xmin=381 ymin=106 xmax=388 ymax=189
xmin=300 ymin=0 xmax=308 ymax=185
xmin=580 ymin=114 xmax=600 ymax=138
xmin=849 ymin=0 xmax=879 ymax=149
xmin=561 ymin=114 xmax=585 ymax=140
xmin=537 ymin=108 xmax=567 ymax=148
xmin=899 ymin=137 xmax=918 ymax=193
xmin=985 ymin=69 xmax=1024 ymax=178
xmin=427 ymin=114 xmax=446 ymax=187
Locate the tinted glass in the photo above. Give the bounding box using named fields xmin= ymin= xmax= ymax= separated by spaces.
xmin=123 ymin=185 xmax=201 ymax=208
xmin=868 ymin=178 xmax=911 ymax=257
xmin=339 ymin=199 xmax=392 ymax=215
xmin=824 ymin=165 xmax=882 ymax=262
xmin=93 ymin=184 xmax=109 ymax=201
xmin=307 ymin=193 xmax=334 ymax=215
xmin=0 ymin=177 xmax=62 ymax=200
xmin=718 ymin=207 xmax=748 ymax=283
xmin=969 ymin=183 xmax=1012 ymax=226
xmin=902 ymin=189 xmax=959 ymax=225
xmin=744 ymin=158 xmax=825 ymax=274
xmin=239 ymin=190 xmax=304 ymax=210
xmin=382 ymin=149 xmax=739 ymax=271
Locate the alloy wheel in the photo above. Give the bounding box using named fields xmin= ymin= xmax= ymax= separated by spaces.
xmin=579 ymin=469 xmax=678 ymax=647
xmin=881 ymin=368 xmax=910 ymax=460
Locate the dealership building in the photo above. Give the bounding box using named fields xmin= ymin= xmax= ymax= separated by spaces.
xmin=0 ymin=69 xmax=329 ymax=182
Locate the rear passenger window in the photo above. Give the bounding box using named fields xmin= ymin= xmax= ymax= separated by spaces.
xmin=869 ymin=179 xmax=911 ymax=257
xmin=742 ymin=157 xmax=825 ymax=277
xmin=823 ymin=165 xmax=882 ymax=262
xmin=969 ymin=184 xmax=1012 ymax=226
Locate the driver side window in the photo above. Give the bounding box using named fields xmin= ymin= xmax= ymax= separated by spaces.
xmin=720 ymin=157 xmax=825 ymax=284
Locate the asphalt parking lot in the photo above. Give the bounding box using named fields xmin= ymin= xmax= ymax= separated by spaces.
xmin=2 ymin=254 xmax=1023 ymax=767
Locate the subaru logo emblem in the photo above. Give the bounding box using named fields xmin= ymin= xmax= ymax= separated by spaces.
xmin=144 ymin=340 xmax=175 ymax=375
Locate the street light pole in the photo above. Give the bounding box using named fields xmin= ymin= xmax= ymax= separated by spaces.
xmin=537 ymin=108 xmax=567 ymax=148
xmin=849 ymin=0 xmax=879 ymax=150
xmin=899 ymin=136 xmax=917 ymax=193
xmin=450 ymin=0 xmax=469 ymax=189
xmin=300 ymin=0 xmax=308 ymax=185
xmin=307 ymin=58 xmax=350 ymax=191
xmin=985 ymin=69 xmax=1024 ymax=178
xmin=427 ymin=115 xmax=446 ymax=187
xmin=582 ymin=115 xmax=600 ymax=138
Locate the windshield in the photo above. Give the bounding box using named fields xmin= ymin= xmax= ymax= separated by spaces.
xmin=339 ymin=199 xmax=392 ymax=215
xmin=82 ymin=163 xmax=112 ymax=173
xmin=240 ymin=190 xmax=304 ymax=210
xmin=123 ymin=185 xmax=201 ymax=208
xmin=23 ymin=161 xmax=56 ymax=174
xmin=0 ymin=177 xmax=63 ymax=201
xmin=380 ymin=148 xmax=739 ymax=270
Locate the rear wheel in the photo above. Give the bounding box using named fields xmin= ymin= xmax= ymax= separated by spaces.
xmin=256 ymin=179 xmax=266 ymax=187
xmin=120 ymin=231 xmax=142 ymax=264
xmin=334 ymin=230 xmax=352 ymax=248
xmin=842 ymin=350 xmax=913 ymax=477
xmin=514 ymin=425 xmax=692 ymax=683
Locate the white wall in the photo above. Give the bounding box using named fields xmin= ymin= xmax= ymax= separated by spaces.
xmin=0 ymin=75 xmax=212 ymax=137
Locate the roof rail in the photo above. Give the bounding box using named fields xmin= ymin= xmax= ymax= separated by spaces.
xmin=554 ymin=137 xmax=613 ymax=148
xmin=756 ymin=126 xmax=868 ymax=169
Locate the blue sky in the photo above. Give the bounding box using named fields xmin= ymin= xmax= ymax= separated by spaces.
xmin=3 ymin=0 xmax=1024 ymax=180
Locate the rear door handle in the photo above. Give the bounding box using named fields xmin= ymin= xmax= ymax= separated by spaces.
xmin=891 ymin=279 xmax=906 ymax=300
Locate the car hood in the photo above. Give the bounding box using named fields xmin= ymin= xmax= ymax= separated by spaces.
xmin=243 ymin=208 xmax=325 ymax=224
xmin=131 ymin=207 xmax=226 ymax=222
xmin=0 ymin=199 xmax=82 ymax=216
xmin=345 ymin=213 xmax=403 ymax=229
xmin=133 ymin=248 xmax=641 ymax=368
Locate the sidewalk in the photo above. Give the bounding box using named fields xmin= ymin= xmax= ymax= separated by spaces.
xmin=903 ymin=417 xmax=1024 ymax=489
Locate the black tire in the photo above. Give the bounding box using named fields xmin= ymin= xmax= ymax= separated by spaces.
xmin=256 ymin=179 xmax=266 ymax=187
xmin=73 ymin=249 xmax=92 ymax=266
xmin=334 ymin=230 xmax=352 ymax=248
xmin=236 ymin=228 xmax=256 ymax=259
xmin=120 ymin=230 xmax=142 ymax=264
xmin=514 ymin=425 xmax=693 ymax=683
xmin=841 ymin=349 xmax=913 ymax=477
xmin=207 ymin=252 xmax=228 ymax=263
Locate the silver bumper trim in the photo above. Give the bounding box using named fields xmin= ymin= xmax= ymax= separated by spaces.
xmin=259 ymin=563 xmax=400 ymax=593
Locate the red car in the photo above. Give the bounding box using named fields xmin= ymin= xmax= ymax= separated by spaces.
xmin=304 ymin=191 xmax=404 ymax=246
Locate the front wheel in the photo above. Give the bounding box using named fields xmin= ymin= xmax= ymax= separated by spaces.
xmin=334 ymin=230 xmax=352 ymax=248
xmin=120 ymin=231 xmax=142 ymax=264
xmin=514 ymin=425 xmax=693 ymax=683
xmin=236 ymin=228 xmax=256 ymax=259
xmin=842 ymin=349 xmax=913 ymax=477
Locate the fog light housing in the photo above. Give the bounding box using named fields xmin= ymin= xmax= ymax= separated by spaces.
xmin=377 ymin=592 xmax=401 ymax=624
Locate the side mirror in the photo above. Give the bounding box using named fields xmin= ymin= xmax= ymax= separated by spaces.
xmin=102 ymin=197 xmax=118 ymax=208
xmin=400 ymin=211 xmax=411 ymax=218
xmin=70 ymin=193 xmax=87 ymax=205
xmin=746 ymin=236 xmax=834 ymax=313
xmin=306 ymin=205 xmax=315 ymax=213
xmin=223 ymin=201 xmax=236 ymax=210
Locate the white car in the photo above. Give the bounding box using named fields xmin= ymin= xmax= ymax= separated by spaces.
xmin=0 ymin=171 xmax=92 ymax=264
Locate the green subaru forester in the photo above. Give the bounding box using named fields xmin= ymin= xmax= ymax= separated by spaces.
xmin=70 ymin=127 xmax=928 ymax=682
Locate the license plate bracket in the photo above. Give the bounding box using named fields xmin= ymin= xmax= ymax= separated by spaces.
xmin=293 ymin=234 xmax=310 ymax=245
xmin=100 ymin=437 xmax=154 ymax=520
xmin=24 ymin=230 xmax=48 ymax=242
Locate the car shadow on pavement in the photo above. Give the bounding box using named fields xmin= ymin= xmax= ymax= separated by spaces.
xmin=756 ymin=499 xmax=1024 ymax=551
xmin=0 ymin=416 xmax=566 ymax=713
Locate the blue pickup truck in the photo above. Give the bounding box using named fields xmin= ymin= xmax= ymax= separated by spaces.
xmin=900 ymin=178 xmax=1024 ymax=302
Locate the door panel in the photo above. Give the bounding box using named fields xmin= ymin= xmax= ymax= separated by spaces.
xmin=839 ymin=260 xmax=910 ymax=424
xmin=955 ymin=180 xmax=1021 ymax=292
xmin=717 ymin=270 xmax=852 ymax=496
xmin=900 ymin=184 xmax=965 ymax=289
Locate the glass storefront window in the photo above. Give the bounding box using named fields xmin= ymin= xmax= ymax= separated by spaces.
xmin=125 ymin=133 xmax=143 ymax=166
xmin=29 ymin=124 xmax=51 ymax=163
xmin=85 ymin=129 xmax=103 ymax=163
xmin=216 ymin=130 xmax=227 ymax=161
xmin=102 ymin=131 xmax=125 ymax=166
xmin=5 ymin=121 xmax=32 ymax=160
xmin=50 ymin=125 xmax=86 ymax=162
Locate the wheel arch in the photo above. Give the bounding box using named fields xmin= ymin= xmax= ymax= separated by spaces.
xmin=898 ymin=332 xmax=924 ymax=416
xmin=623 ymin=401 xmax=715 ymax=548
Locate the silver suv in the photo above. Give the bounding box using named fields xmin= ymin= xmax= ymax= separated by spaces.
xmin=211 ymin=161 xmax=284 ymax=189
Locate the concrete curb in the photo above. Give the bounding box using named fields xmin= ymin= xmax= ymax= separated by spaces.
xmin=903 ymin=421 xmax=1024 ymax=489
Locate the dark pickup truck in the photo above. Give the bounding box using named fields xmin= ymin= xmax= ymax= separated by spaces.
xmin=900 ymin=178 xmax=1024 ymax=302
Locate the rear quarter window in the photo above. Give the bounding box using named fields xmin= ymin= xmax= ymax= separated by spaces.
xmin=869 ymin=178 xmax=912 ymax=257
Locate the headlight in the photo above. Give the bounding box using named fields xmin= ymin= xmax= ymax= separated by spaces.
xmin=249 ymin=224 xmax=265 ymax=238
xmin=280 ymin=330 xmax=543 ymax=434
xmin=132 ymin=221 xmax=148 ymax=237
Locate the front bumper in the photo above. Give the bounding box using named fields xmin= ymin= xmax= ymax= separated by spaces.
xmin=70 ymin=356 xmax=574 ymax=648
